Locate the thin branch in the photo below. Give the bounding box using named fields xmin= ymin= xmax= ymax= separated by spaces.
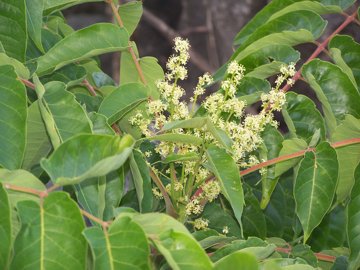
xmin=106 ymin=0 xmax=147 ymax=84
xmin=80 ymin=209 xmax=110 ymax=228
xmin=19 ymin=78 xmax=35 ymax=89
xmin=275 ymin=247 xmax=335 ymax=263
xmin=142 ymin=9 xmax=215 ymax=73
xmin=82 ymin=79 xmax=97 ymax=96
xmin=282 ymin=9 xmax=358 ymax=92
xmin=149 ymin=168 xmax=177 ymax=218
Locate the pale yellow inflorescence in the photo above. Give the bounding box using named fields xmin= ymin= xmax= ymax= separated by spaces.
xmin=130 ymin=37 xmax=296 ymax=219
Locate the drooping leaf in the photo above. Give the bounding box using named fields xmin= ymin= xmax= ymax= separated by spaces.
xmin=242 ymin=187 xmax=267 ymax=239
xmin=22 ymin=101 xmax=52 ymax=171
xmin=42 ymin=81 xmax=92 ymax=142
xmin=37 ymin=23 xmax=129 ymax=75
xmin=83 ymin=215 xmax=151 ymax=270
xmin=0 ymin=66 xmax=27 ymax=170
xmin=260 ymin=125 xmax=284 ymax=208
xmin=41 ymin=134 xmax=135 ymax=185
xmin=283 ymin=92 xmax=325 ymax=143
xmin=118 ymin=1 xmax=143 ymax=36
xmin=0 ymin=53 xmax=30 ymax=79
xmin=331 ymin=115 xmax=360 ymax=202
xmin=98 ymin=82 xmax=148 ymax=125
xmin=74 ymin=176 xmax=106 ymax=224
xmin=129 ymin=151 xmax=153 ymax=212
xmin=274 ymin=138 xmax=308 ymax=178
xmin=214 ymin=251 xmax=258 ymax=270
xmin=302 ymin=59 xmax=360 ymax=134
xmin=329 ymin=35 xmax=360 ymax=89
xmin=206 ymin=145 xmax=244 ymax=235
xmin=10 ymin=192 xmax=87 ymax=270
xmin=294 ymin=142 xmax=338 ymax=242
xmin=0 ymin=183 xmax=11 ymax=270
xmin=162 ymin=117 xmax=208 ymax=131
xmin=152 ymin=230 xmax=213 ymax=270
xmin=347 ymin=163 xmax=360 ymax=270
xmin=309 ymin=205 xmax=347 ymax=252
xmin=0 ymin=0 xmax=27 ymax=61
xmin=26 ymin=0 xmax=44 ymax=52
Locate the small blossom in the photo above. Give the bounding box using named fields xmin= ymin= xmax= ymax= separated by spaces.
xmin=222 ymin=226 xmax=229 ymax=235
xmin=185 ymin=199 xmax=203 ymax=216
xmin=193 ymin=218 xmax=209 ymax=230
xmin=152 ymin=187 xmax=163 ymax=199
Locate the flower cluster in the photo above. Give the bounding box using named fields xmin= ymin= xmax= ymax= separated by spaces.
xmin=130 ymin=37 xmax=296 ymax=224
xmin=193 ymin=218 xmax=209 ymax=230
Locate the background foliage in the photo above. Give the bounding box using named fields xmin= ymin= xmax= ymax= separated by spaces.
xmin=0 ymin=0 xmax=360 ymax=269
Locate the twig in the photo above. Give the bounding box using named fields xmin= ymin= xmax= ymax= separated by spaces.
xmin=149 ymin=168 xmax=177 ymax=218
xmin=142 ymin=9 xmax=215 ymax=73
xmin=275 ymin=247 xmax=336 ymax=263
xmin=82 ymin=79 xmax=97 ymax=96
xmin=106 ymin=0 xmax=147 ymax=84
xmin=19 ymin=78 xmax=35 ymax=89
xmin=282 ymin=9 xmax=358 ymax=92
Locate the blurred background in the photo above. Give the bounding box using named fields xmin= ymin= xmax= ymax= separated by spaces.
xmin=64 ymin=0 xmax=360 ymax=94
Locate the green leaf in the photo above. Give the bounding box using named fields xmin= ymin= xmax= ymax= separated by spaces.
xmin=309 ymin=205 xmax=346 ymax=251
xmin=41 ymin=134 xmax=135 ymax=185
xmin=98 ymin=82 xmax=148 ymax=125
xmin=22 ymin=101 xmax=52 ymax=171
xmin=26 ymin=0 xmax=44 ymax=52
xmin=331 ymin=115 xmax=360 ymax=202
xmin=74 ymin=176 xmax=106 ymax=224
xmin=118 ymin=1 xmax=143 ymax=36
xmin=44 ymin=0 xmax=102 ymax=14
xmin=10 ymin=192 xmax=87 ymax=270
xmin=162 ymin=117 xmax=208 ymax=131
xmin=0 ymin=169 xmax=46 ymax=241
xmin=0 ymin=183 xmax=11 ymax=270
xmin=37 ymin=23 xmax=129 ymax=75
xmin=83 ymin=215 xmax=151 ymax=270
xmin=233 ymin=0 xmax=341 ymax=46
xmin=291 ymin=244 xmax=318 ymax=267
xmin=0 ymin=66 xmax=27 ymax=169
xmin=214 ymin=251 xmax=258 ymax=270
xmin=0 ymin=0 xmax=27 ymax=61
xmin=153 ymin=230 xmax=213 ymax=270
xmin=274 ymin=138 xmax=308 ymax=178
xmin=283 ymin=92 xmax=325 ymax=143
xmin=242 ymin=188 xmax=267 ymax=239
xmin=302 ymin=59 xmax=360 ymax=134
xmin=347 ymin=163 xmax=360 ymax=270
xmin=329 ymin=35 xmax=360 ymax=90
xmin=202 ymin=203 xmax=242 ymax=237
xmin=206 ymin=120 xmax=233 ymax=150
xmin=294 ymin=142 xmax=338 ymax=242
xmin=237 ymin=10 xmax=326 ymax=52
xmin=260 ymin=125 xmax=284 ymax=208
xmin=92 ymin=72 xmax=115 ymax=88
xmin=0 ymin=53 xmax=30 ymax=79
xmin=148 ymin=134 xmax=203 ymax=146
xmin=236 ymin=76 xmax=271 ymax=105
xmin=206 ymin=145 xmax=244 ymax=235
xmin=129 ymin=151 xmax=153 ymax=212
xmin=41 ymin=64 xmax=87 ymax=86
xmin=120 ymin=51 xmax=164 ymax=98
xmin=162 ymin=153 xmax=200 ymax=164
xmin=42 ymin=81 xmax=92 ymax=142
xmin=89 ymin=112 xmax=115 ymax=135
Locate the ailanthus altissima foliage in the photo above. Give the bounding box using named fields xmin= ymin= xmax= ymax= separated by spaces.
xmin=0 ymin=0 xmax=360 ymax=269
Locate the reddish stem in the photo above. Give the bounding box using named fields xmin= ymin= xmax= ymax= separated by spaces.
xmin=19 ymin=78 xmax=35 ymax=89
xmin=275 ymin=247 xmax=336 ymax=263
xmin=282 ymin=9 xmax=358 ymax=92
xmin=82 ymin=79 xmax=97 ymax=96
